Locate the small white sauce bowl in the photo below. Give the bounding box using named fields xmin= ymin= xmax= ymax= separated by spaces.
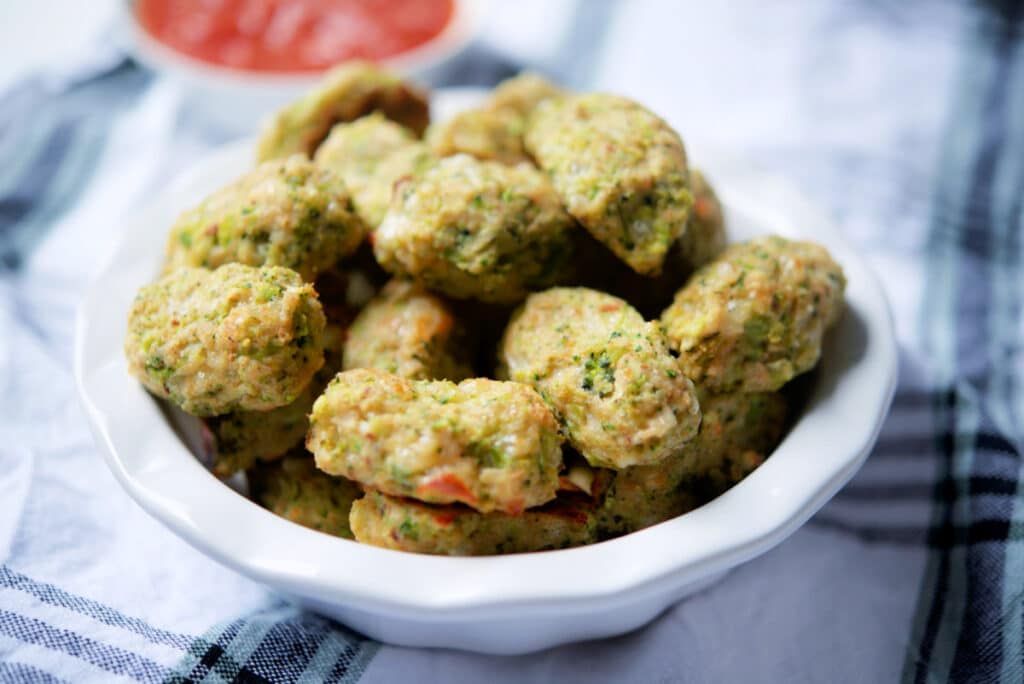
xmin=121 ymin=0 xmax=487 ymax=132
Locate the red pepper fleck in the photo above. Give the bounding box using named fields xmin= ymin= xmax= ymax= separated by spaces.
xmin=431 ymin=510 xmax=458 ymax=526
xmin=416 ymin=472 xmax=477 ymax=506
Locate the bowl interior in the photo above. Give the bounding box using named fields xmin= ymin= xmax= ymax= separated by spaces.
xmin=75 ymin=92 xmax=897 ymax=621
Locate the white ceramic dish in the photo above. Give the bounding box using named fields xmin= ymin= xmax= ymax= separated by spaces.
xmin=120 ymin=0 xmax=486 ymax=132
xmin=75 ymin=90 xmax=897 ymax=654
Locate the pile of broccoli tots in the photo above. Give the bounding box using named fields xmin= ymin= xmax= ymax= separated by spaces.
xmin=124 ymin=61 xmax=846 ymax=556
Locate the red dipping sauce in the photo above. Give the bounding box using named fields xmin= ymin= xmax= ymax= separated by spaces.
xmin=136 ymin=0 xmax=455 ymax=73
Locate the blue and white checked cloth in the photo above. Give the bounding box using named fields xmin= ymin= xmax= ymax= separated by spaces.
xmin=2 ymin=1 xmax=1023 ymax=681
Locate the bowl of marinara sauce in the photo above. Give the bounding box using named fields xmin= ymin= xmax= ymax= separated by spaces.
xmin=125 ymin=0 xmax=484 ymax=131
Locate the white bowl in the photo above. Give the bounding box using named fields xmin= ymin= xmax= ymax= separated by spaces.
xmin=74 ymin=90 xmax=897 ymax=654
xmin=121 ymin=0 xmax=486 ymax=132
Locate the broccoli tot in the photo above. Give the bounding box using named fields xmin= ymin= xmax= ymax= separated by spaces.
xmin=374 ymin=155 xmax=576 ymax=303
xmin=525 ymin=93 xmax=694 ymax=276
xmin=572 ymin=168 xmax=729 ymax=318
xmin=678 ymin=390 xmax=789 ymax=500
xmin=125 ymin=264 xmax=326 ymax=416
xmin=256 ymin=61 xmax=429 ymax=161
xmin=205 ymin=390 xmax=314 ymax=476
xmin=661 ymin=236 xmax=846 ymax=392
xmin=675 ymin=169 xmax=727 ymax=272
xmin=425 ymin=72 xmax=563 ymax=166
xmin=165 ymin=156 xmax=366 ymax=282
xmin=205 ymin=324 xmax=344 ymax=477
xmin=343 ymin=279 xmax=474 ymax=381
xmin=350 ymin=490 xmax=597 ymax=556
xmin=500 ymin=287 xmax=701 ymax=469
xmin=597 ymin=390 xmax=788 ymax=536
xmin=314 ymin=114 xmax=435 ymax=229
xmin=427 ymin=107 xmax=531 ymax=165
xmin=250 ymin=455 xmax=362 ymax=540
xmin=307 ymin=369 xmax=563 ymax=514
xmin=488 ymin=72 xmax=564 ymax=116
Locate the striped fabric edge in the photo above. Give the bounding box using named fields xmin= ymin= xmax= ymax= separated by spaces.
xmin=997 ymin=37 xmax=1024 ymax=684
xmin=0 ymin=61 xmax=149 ymax=271
xmin=902 ymin=4 xmax=1024 ymax=683
xmin=0 ymin=609 xmax=172 ymax=682
xmin=1 ymin=565 xmax=378 ymax=684
xmin=0 ymin=567 xmax=194 ymax=651
xmin=165 ymin=607 xmax=378 ymax=684
xmin=0 ymin=660 xmax=71 ymax=684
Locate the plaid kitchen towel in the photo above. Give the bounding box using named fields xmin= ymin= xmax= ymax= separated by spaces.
xmin=1 ymin=0 xmax=1023 ymax=681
